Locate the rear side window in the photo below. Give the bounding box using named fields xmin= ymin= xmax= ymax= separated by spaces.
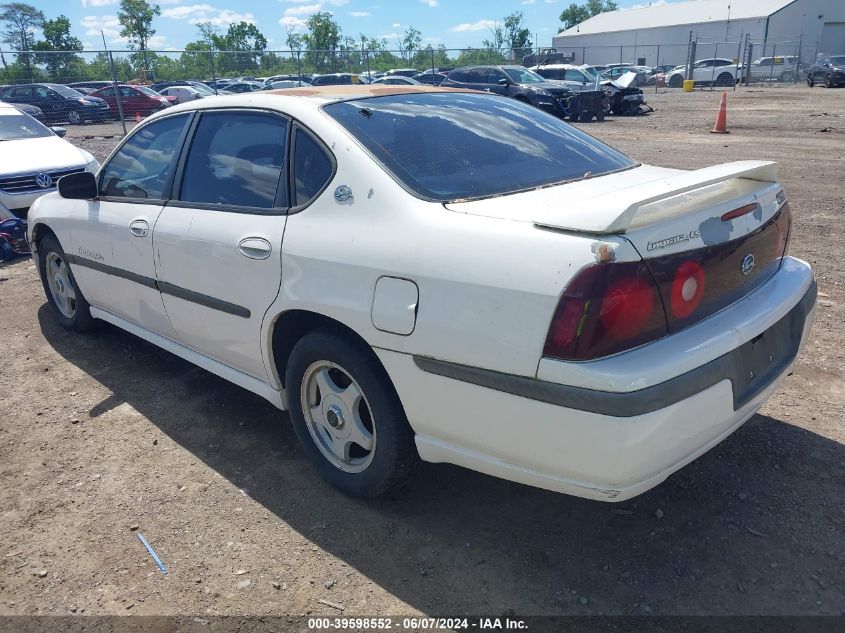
xmin=100 ymin=113 xmax=189 ymax=200
xmin=325 ymin=92 xmax=635 ymax=202
xmin=179 ymin=111 xmax=288 ymax=209
xmin=292 ymin=127 xmax=333 ymax=207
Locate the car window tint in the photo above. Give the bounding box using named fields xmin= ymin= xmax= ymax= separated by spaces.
xmin=100 ymin=114 xmax=189 ymax=200
xmin=293 ymin=127 xmax=333 ymax=207
xmin=326 ymin=92 xmax=635 ymax=202
xmin=180 ymin=111 xmax=287 ymax=209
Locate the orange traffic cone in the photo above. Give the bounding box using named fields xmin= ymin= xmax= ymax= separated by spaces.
xmin=135 ymin=112 xmax=141 ymax=123
xmin=710 ymin=91 xmax=729 ymax=134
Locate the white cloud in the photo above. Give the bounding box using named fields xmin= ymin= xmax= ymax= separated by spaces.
xmin=349 ymin=11 xmax=369 ymax=17
xmin=80 ymin=14 xmax=125 ymax=42
xmin=420 ymin=0 xmax=438 ymax=7
xmin=391 ymin=22 xmax=401 ymax=28
xmin=284 ymin=3 xmax=322 ymax=16
xmin=279 ymin=16 xmax=308 ymax=30
xmin=81 ymin=0 xmax=118 ymax=7
xmin=520 ymin=0 xmax=535 ymax=4
xmin=162 ymin=4 xmax=255 ymax=26
xmin=451 ymin=19 xmax=496 ymax=32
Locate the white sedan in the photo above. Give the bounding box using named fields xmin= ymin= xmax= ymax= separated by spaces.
xmin=0 ymin=103 xmax=99 ymax=220
xmin=157 ymin=85 xmax=206 ymax=104
xmin=28 ymin=86 xmax=815 ymax=501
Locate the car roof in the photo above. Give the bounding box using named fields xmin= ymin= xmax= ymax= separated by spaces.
xmin=265 ymin=85 xmax=466 ymax=101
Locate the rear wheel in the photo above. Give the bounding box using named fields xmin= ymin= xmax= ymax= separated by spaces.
xmin=578 ymin=111 xmax=593 ymax=122
xmin=825 ymin=73 xmax=833 ymax=88
xmin=779 ymin=70 xmax=794 ymax=83
xmin=595 ymin=110 xmax=605 ymax=122
xmin=67 ymin=109 xmax=82 ymax=125
xmin=38 ymin=235 xmax=97 ymax=332
xmin=807 ymin=75 xmax=814 ymax=87
xmin=716 ymin=72 xmax=734 ymax=87
xmin=669 ymin=74 xmax=683 ymax=88
xmin=285 ymin=329 xmax=419 ymax=497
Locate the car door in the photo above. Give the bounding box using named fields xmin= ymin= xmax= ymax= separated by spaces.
xmin=70 ymin=112 xmax=192 ymax=340
xmin=152 ymin=109 xmax=290 ymax=380
xmin=691 ymin=60 xmax=711 ymax=83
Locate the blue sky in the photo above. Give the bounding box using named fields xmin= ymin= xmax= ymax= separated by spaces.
xmin=35 ymin=0 xmax=678 ymax=51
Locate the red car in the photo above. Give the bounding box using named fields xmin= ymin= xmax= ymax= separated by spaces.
xmin=91 ymin=84 xmax=176 ymax=119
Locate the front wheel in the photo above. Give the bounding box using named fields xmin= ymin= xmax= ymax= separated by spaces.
xmin=285 ymin=329 xmax=419 ymax=497
xmin=38 ymin=235 xmax=97 ymax=332
xmin=669 ymin=74 xmax=683 ymax=88
xmin=825 ymin=74 xmax=833 ymax=88
xmin=807 ymin=75 xmax=814 ymax=87
xmin=67 ymin=109 xmax=82 ymax=125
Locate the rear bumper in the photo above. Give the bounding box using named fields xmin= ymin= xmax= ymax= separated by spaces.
xmin=378 ymin=257 xmax=815 ymax=501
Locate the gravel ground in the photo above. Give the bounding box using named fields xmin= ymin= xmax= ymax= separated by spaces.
xmin=0 ymin=85 xmax=843 ymax=619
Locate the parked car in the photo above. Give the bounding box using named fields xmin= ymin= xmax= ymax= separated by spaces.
xmin=371 ymin=76 xmax=422 ymax=85
xmin=600 ymin=66 xmax=651 ymax=85
xmin=0 ymin=102 xmax=98 ymax=220
xmin=384 ymin=68 xmax=420 ymax=78
xmin=806 ymin=55 xmax=845 ymax=87
xmin=29 ymin=86 xmax=813 ymax=501
xmin=746 ymin=56 xmax=802 ymax=83
xmin=651 ymin=64 xmax=679 ymax=75
xmin=602 ymin=71 xmax=649 ymax=115
xmin=412 ymin=72 xmax=448 ymax=86
xmin=91 ymin=84 xmax=175 ymax=118
xmin=267 ymin=80 xmax=303 ymax=90
xmin=311 ymin=73 xmax=370 ymax=86
xmin=157 ymin=85 xmax=206 ymax=104
xmin=442 ymin=65 xmax=573 ymax=118
xmin=665 ymin=58 xmax=741 ymax=87
xmin=530 ymin=64 xmax=600 ymax=90
xmin=1 ymin=83 xmax=111 ymax=125
xmin=151 ymin=80 xmax=219 ymax=96
xmin=67 ymin=81 xmax=114 ymax=91
xmin=263 ymin=74 xmax=312 ymax=87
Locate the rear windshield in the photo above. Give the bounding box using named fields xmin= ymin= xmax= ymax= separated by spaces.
xmin=324 ymin=92 xmax=635 ymax=202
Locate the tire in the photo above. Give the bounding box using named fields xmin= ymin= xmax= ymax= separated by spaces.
xmin=716 ymin=72 xmax=734 ymax=87
xmin=807 ymin=75 xmax=814 ymax=87
xmin=669 ymin=74 xmax=683 ymax=88
xmin=780 ymin=70 xmax=794 ymax=83
xmin=38 ymin=235 xmax=97 ymax=332
xmin=578 ymin=111 xmax=592 ymax=122
xmin=67 ymin=109 xmax=82 ymax=125
xmin=825 ymin=74 xmax=833 ymax=88
xmin=285 ymin=329 xmax=419 ymax=497
xmin=595 ymin=110 xmax=605 ymax=122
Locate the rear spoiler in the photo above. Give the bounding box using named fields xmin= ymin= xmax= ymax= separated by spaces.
xmin=533 ymin=160 xmax=779 ymax=234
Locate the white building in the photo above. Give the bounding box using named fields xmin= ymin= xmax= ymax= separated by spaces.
xmin=551 ymin=0 xmax=845 ymax=67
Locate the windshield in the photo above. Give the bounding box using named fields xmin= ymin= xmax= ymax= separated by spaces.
xmin=49 ymin=84 xmax=85 ymax=98
xmin=581 ymin=67 xmax=599 ymax=79
xmin=325 ymin=92 xmax=635 ymax=202
xmin=0 ymin=113 xmax=52 ymax=140
xmin=504 ymin=68 xmax=545 ymax=83
xmin=830 ymin=56 xmax=845 ymax=66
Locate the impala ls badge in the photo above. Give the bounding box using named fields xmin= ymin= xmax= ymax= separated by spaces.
xmin=35 ymin=173 xmax=53 ymax=189
xmin=741 ymin=253 xmax=755 ymax=276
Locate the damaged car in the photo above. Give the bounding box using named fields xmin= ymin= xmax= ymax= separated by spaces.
xmin=28 ymin=86 xmax=814 ymax=501
xmin=602 ymin=70 xmax=652 ymax=116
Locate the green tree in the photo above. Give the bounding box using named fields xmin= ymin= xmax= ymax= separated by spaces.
xmin=118 ymin=0 xmax=161 ymax=64
xmin=0 ymin=2 xmax=43 ymax=72
xmin=559 ymin=0 xmax=618 ymax=30
xmin=503 ymin=12 xmax=532 ymax=60
xmin=215 ymin=21 xmax=267 ymax=72
xmin=398 ymin=26 xmax=422 ymax=64
xmin=33 ymin=15 xmax=83 ymax=80
xmin=482 ymin=22 xmax=505 ymax=56
xmin=302 ymin=11 xmax=340 ymax=72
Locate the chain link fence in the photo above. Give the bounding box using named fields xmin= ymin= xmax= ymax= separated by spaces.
xmin=0 ymin=39 xmax=822 ymax=136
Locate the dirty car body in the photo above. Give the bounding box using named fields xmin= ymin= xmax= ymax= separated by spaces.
xmin=28 ymin=86 xmax=815 ymax=501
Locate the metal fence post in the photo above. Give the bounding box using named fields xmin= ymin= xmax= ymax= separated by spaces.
xmin=735 ymin=33 xmax=743 ymax=90
xmin=209 ymin=49 xmax=217 ymax=94
xmin=107 ymin=51 xmax=127 ymax=136
xmin=795 ymin=34 xmax=803 ymax=84
xmin=655 ymin=44 xmax=660 ymax=94
xmin=296 ymin=50 xmax=302 ymax=85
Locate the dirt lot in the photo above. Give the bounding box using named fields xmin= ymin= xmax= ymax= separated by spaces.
xmin=1 ymin=86 xmax=843 ymax=619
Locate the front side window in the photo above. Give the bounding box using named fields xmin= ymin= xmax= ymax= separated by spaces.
xmin=100 ymin=114 xmax=189 ymax=199
xmin=179 ymin=111 xmax=288 ymax=209
xmin=504 ymin=68 xmax=544 ymax=83
xmin=325 ymin=92 xmax=635 ymax=202
xmin=292 ymin=127 xmax=333 ymax=207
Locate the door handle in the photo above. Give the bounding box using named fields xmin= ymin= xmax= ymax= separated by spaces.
xmin=238 ymin=237 xmax=272 ymax=260
xmin=129 ymin=219 xmax=149 ymax=237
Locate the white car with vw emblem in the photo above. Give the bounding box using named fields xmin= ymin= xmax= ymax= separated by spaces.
xmin=27 ymin=86 xmax=815 ymax=501
xmin=0 ymin=103 xmax=99 ymax=220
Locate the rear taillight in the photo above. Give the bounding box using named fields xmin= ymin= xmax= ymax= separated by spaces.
xmin=543 ymin=262 xmax=668 ymax=361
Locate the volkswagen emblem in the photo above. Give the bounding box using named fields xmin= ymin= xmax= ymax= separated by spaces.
xmin=740 ymin=253 xmax=755 ymax=276
xmin=35 ymin=173 xmax=53 ymax=189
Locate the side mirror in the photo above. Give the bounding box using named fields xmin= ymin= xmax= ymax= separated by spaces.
xmin=50 ymin=126 xmax=67 ymax=138
xmin=58 ymin=171 xmax=98 ymax=200
xmin=498 ymin=77 xmax=510 ymax=86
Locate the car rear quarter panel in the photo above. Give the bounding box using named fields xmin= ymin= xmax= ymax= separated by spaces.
xmin=266 ymin=112 xmax=640 ymax=380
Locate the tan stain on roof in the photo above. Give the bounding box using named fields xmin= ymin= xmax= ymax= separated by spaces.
xmin=266 ymin=85 xmax=472 ymax=99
